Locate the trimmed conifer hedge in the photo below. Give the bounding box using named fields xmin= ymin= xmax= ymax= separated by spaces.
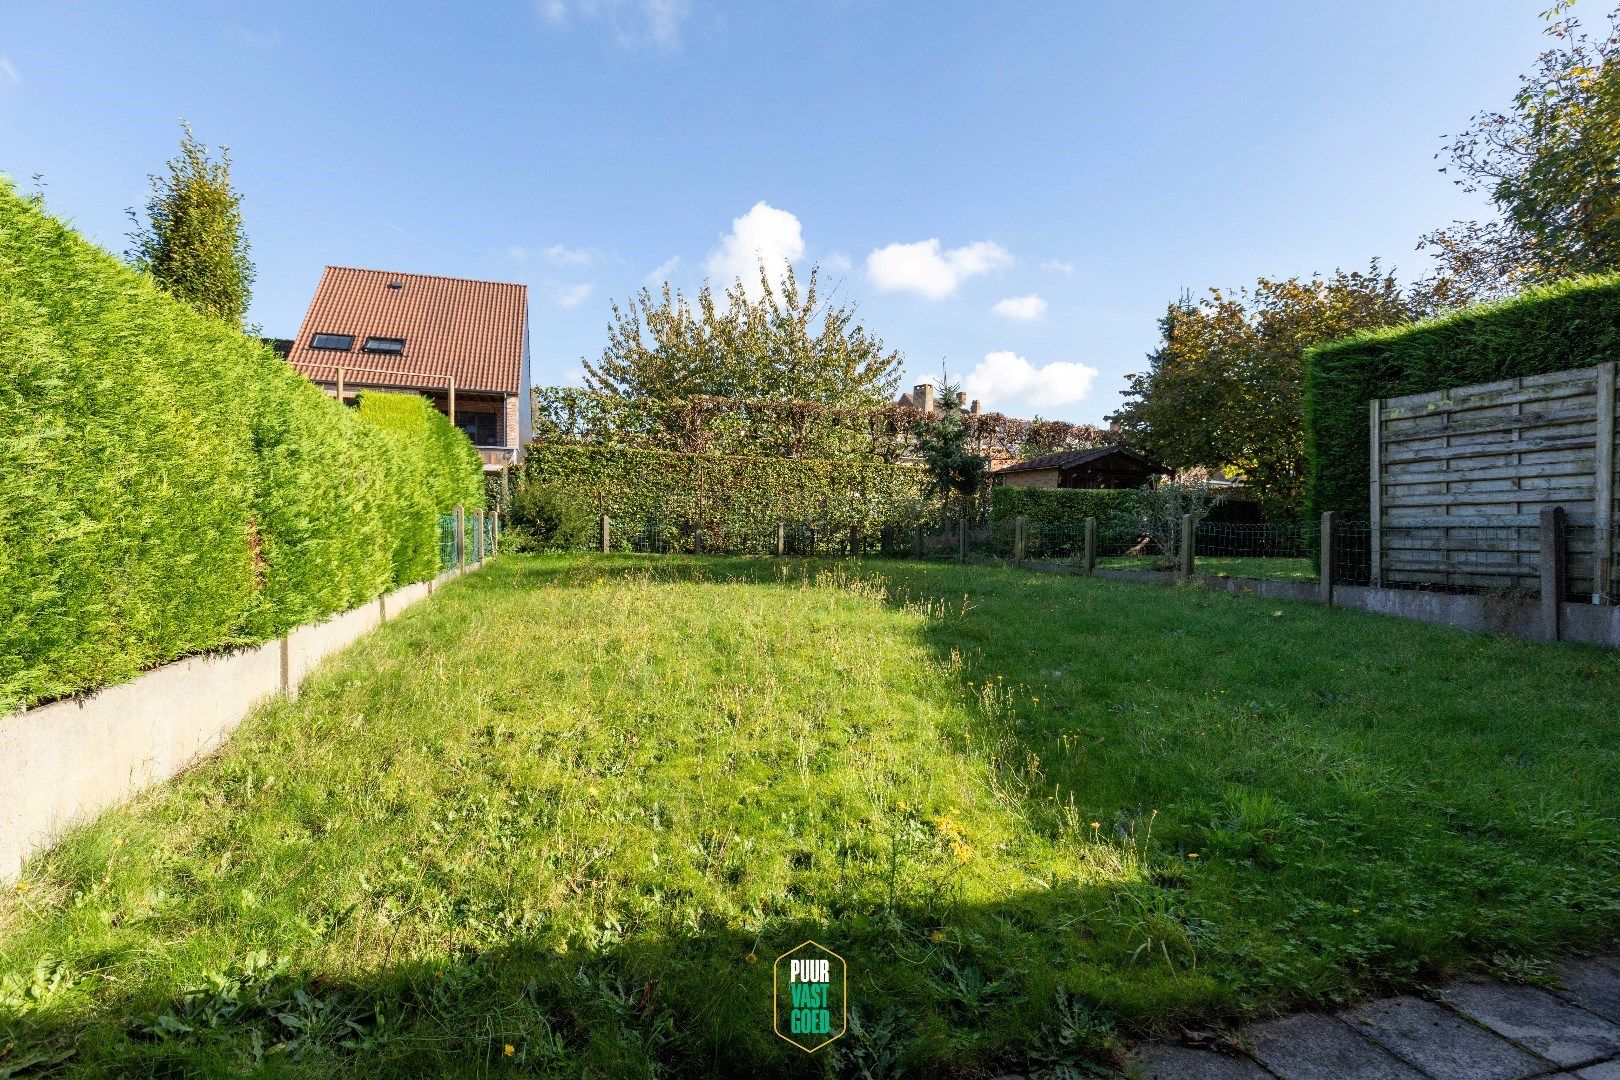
xmin=0 ymin=181 xmax=484 ymax=712
xmin=1304 ymin=275 xmax=1620 ymax=520
xmin=357 ymin=391 xmax=485 ymax=585
xmin=515 ymin=443 xmax=930 ymax=549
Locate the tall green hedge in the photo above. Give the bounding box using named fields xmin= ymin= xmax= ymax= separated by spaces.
xmin=357 ymin=391 xmax=485 ymax=584
xmin=989 ymin=486 xmax=1143 ymax=557
xmin=1304 ymin=275 xmax=1620 ymax=519
xmin=515 ymin=443 xmax=930 ymax=549
xmin=0 ymin=182 xmax=484 ymax=712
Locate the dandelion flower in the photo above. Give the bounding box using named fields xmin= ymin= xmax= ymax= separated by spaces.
xmin=1090 ymin=821 xmax=1101 ymax=830
xmin=504 ymin=1044 xmax=516 ymax=1057
xmin=1188 ymin=852 xmax=1199 ymax=859
xmin=746 ymin=953 xmax=758 ymax=964
xmin=930 ymin=930 xmax=946 ymax=943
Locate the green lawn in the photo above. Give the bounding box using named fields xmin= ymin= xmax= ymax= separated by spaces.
xmin=1095 ymin=554 xmax=1317 ymax=580
xmin=3 ymin=555 xmax=1619 ymax=1077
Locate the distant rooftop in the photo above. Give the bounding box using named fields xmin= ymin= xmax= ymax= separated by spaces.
xmin=285 ymin=266 xmax=527 ymax=394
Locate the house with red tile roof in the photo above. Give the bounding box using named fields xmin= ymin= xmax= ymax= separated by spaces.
xmin=285 ymin=267 xmax=531 ymax=472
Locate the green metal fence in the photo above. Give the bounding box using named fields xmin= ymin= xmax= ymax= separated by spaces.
xmin=438 ymin=515 xmax=458 ymax=571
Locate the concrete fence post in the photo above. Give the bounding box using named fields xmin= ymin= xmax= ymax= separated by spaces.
xmin=957 ymin=516 xmax=968 ymax=563
xmin=1083 ymin=517 xmax=1097 ymax=575
xmin=1318 ymin=511 xmax=1336 ymax=606
xmin=454 ymin=505 xmax=466 ymax=571
xmin=1014 ymin=514 xmax=1027 ymax=567
xmin=1178 ymin=514 xmax=1195 ymax=579
xmin=474 ymin=510 xmax=485 ymax=564
xmin=1540 ymin=506 xmax=1568 ymax=643
xmin=775 ymin=521 xmax=786 ymax=557
xmin=599 ymin=514 xmax=611 ymax=554
xmin=809 ymin=526 xmax=818 ymax=554
xmin=492 ymin=512 xmax=500 ymax=557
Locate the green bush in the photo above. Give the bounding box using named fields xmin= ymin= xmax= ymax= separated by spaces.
xmin=506 ymin=483 xmax=598 ymax=552
xmin=0 ymin=182 xmax=484 ymax=711
xmin=990 ymin=486 xmax=1142 ymax=556
xmin=514 ymin=444 xmax=930 ymax=550
xmin=1304 ymin=275 xmax=1620 ymax=519
xmin=356 ymin=392 xmax=485 ymax=583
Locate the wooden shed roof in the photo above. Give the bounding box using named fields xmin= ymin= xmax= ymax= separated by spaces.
xmin=997 ymin=444 xmax=1166 ymax=475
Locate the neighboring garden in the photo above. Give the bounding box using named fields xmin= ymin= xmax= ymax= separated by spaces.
xmin=3 ymin=555 xmax=1617 ymax=1076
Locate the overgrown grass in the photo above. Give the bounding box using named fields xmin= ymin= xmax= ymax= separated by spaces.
xmin=3 ymin=555 xmax=1618 ymax=1077
xmin=1095 ymin=555 xmax=1316 ymax=580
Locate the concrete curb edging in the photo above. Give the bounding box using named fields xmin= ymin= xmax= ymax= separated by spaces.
xmin=1083 ymin=567 xmax=1620 ymax=649
xmin=0 ymin=558 xmax=486 ymax=884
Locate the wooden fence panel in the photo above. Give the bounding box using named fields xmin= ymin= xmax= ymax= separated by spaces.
xmin=1374 ymin=362 xmax=1618 ymax=601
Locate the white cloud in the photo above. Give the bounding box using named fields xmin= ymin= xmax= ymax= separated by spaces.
xmin=823 ymin=251 xmax=853 ymax=273
xmin=225 ymin=24 xmax=282 ymax=49
xmin=992 ymin=294 xmax=1047 ymax=321
xmin=645 ymin=255 xmax=681 ymax=284
xmin=962 ymin=351 xmax=1098 ymax=409
xmin=706 ymin=201 xmax=805 ymax=298
xmin=548 ymin=282 xmax=594 ymax=309
xmin=543 ymin=243 xmax=601 ymax=265
xmin=508 ymin=243 xmax=604 ymax=265
xmin=1041 ymin=259 xmax=1076 ymax=275
xmin=0 ymin=57 xmax=19 ymax=88
xmin=537 ymin=0 xmax=690 ymax=49
xmin=865 ymin=239 xmax=1011 ymax=300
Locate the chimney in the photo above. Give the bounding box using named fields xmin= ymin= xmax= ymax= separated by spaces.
xmin=956 ymin=391 xmax=967 ymax=407
xmin=970 ymin=399 xmax=981 ymax=415
xmin=914 ymin=382 xmax=936 ymax=413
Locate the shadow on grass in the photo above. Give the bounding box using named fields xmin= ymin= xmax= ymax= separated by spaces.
xmin=2 ymin=876 xmax=1172 ymax=1078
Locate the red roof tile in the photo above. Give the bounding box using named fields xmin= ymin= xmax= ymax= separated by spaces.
xmin=286 ymin=266 xmax=527 ymax=394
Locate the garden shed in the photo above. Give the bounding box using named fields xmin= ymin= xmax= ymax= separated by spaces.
xmin=995 ymin=445 xmax=1166 ymax=490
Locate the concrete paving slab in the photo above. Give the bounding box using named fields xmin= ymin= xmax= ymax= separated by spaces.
xmin=1444 ymin=982 xmax=1620 ymax=1067
xmin=1556 ymin=960 xmax=1620 ymax=1026
xmin=1343 ymin=995 xmax=1549 ymax=1080
xmin=1133 ymin=1042 xmax=1274 ymax=1079
xmin=1247 ymin=1013 xmax=1425 ymax=1080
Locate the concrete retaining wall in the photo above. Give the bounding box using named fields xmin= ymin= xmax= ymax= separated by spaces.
xmin=1088 ymin=566 xmax=1620 ymax=648
xmin=0 ymin=559 xmax=484 ymax=883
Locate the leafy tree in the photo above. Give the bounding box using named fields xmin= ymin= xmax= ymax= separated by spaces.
xmin=1112 ymin=266 xmax=1413 ymax=517
xmin=1417 ymin=1 xmax=1620 ymax=299
xmin=583 ymin=264 xmax=905 ymax=407
xmin=126 ymin=122 xmax=255 ymax=324
xmin=914 ymin=372 xmax=988 ymax=519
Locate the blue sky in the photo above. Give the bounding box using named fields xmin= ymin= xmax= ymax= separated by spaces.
xmin=2 ymin=1 xmax=1553 ymax=423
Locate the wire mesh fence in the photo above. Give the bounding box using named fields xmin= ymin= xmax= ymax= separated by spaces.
xmin=1330 ymin=519 xmax=1372 ymax=587
xmin=570 ymin=505 xmax=1619 ymax=609
xmin=1191 ymin=522 xmax=1318 ymax=581
xmin=1561 ymin=520 xmax=1618 ymax=604
xmin=438 ymin=515 xmax=459 ymax=571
